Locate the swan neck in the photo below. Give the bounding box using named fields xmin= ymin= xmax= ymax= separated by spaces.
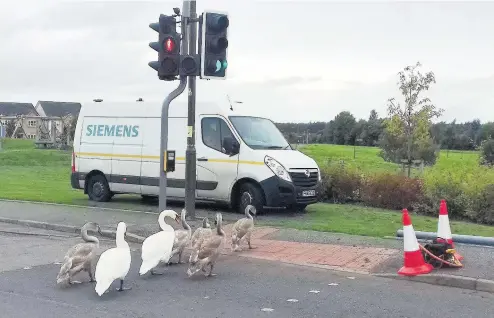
xmin=115 ymin=230 xmax=127 ymax=248
xmin=81 ymin=226 xmax=99 ymax=244
xmin=245 ymin=209 xmax=253 ymax=220
xmin=216 ymin=218 xmax=224 ymax=236
xmin=181 ymin=211 xmax=191 ymax=232
xmin=158 ymin=213 xmax=169 ymax=231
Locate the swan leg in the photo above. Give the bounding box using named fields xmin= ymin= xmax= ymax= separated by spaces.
xmin=178 ymin=248 xmax=187 ymax=264
xmin=205 ymin=263 xmax=217 ymax=277
xmin=116 ymin=279 xmax=131 ymax=292
xmin=87 ymin=268 xmax=95 ymax=282
xmin=246 ymin=231 xmax=255 ymax=249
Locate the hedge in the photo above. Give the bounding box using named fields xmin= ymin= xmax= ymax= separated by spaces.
xmin=319 ymin=162 xmax=494 ymax=225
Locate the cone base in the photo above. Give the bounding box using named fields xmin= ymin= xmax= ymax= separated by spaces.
xmin=398 ymin=263 xmax=434 ymax=276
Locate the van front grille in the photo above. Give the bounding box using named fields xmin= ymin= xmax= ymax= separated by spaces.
xmin=289 ymin=169 xmax=319 ymax=188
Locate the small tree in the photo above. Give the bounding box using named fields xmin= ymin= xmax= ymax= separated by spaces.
xmin=5 ymin=120 xmax=16 ymax=138
xmin=69 ymin=115 xmax=78 ymax=141
xmin=480 ymin=138 xmax=494 ymax=167
xmin=380 ymin=62 xmax=444 ymax=176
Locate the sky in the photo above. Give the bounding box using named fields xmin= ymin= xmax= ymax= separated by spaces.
xmin=1 ymin=0 xmax=493 ymax=123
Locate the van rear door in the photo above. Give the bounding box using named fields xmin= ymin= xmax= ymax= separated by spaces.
xmin=109 ymin=118 xmax=144 ymax=194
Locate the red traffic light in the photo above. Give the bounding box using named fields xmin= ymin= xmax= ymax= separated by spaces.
xmin=164 ymin=38 xmax=176 ymax=53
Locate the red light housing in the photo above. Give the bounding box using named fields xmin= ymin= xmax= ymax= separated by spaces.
xmin=164 ymin=38 xmax=176 ymax=53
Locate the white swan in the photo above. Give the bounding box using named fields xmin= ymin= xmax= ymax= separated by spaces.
xmin=94 ymin=222 xmax=132 ymax=296
xmin=139 ymin=209 xmax=180 ymax=276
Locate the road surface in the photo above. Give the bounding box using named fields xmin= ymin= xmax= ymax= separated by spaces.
xmin=0 ymin=223 xmax=492 ymax=318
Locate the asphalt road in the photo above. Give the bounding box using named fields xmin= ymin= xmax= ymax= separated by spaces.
xmin=0 ymin=224 xmax=493 ymax=318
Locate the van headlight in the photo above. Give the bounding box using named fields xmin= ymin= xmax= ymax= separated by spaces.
xmin=264 ymin=155 xmax=292 ymax=183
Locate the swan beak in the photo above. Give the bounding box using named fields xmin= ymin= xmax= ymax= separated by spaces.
xmin=175 ymin=215 xmax=181 ymax=223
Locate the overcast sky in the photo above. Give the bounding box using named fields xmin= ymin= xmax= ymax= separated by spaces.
xmin=1 ymin=0 xmax=493 ymax=123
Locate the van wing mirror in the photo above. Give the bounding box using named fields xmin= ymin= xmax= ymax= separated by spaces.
xmin=222 ymin=137 xmax=240 ymax=156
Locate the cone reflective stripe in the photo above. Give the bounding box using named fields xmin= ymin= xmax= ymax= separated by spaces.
xmin=398 ymin=209 xmax=433 ymax=276
xmin=436 ymin=199 xmax=463 ymax=261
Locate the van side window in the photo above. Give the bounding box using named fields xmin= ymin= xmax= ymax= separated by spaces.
xmin=201 ymin=117 xmax=235 ymax=153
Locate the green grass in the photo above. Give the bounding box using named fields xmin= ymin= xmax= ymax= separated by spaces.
xmin=265 ymin=203 xmax=494 ymax=238
xmin=0 ymin=139 xmax=86 ymax=204
xmin=298 ymin=143 xmax=480 ymax=175
xmin=1 ymin=138 xmax=493 ymax=237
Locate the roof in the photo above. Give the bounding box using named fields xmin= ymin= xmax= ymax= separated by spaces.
xmin=37 ymin=101 xmax=82 ymax=117
xmin=0 ymin=102 xmax=37 ymax=116
xmin=80 ymin=100 xmax=230 ymax=118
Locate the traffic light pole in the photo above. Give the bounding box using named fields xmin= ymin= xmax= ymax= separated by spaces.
xmin=184 ymin=0 xmax=197 ymax=220
xmin=158 ymin=4 xmax=190 ymax=213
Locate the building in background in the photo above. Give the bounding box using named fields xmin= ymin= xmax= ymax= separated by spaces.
xmin=34 ymin=101 xmax=82 ymax=135
xmin=0 ymin=102 xmax=38 ymax=139
xmin=0 ymin=101 xmax=81 ymax=140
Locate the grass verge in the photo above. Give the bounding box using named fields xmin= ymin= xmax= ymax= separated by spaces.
xmin=263 ymin=203 xmax=494 ymax=238
xmin=2 ymin=139 xmax=494 ymax=238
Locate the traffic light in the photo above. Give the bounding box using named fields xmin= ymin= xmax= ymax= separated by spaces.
xmin=199 ymin=11 xmax=229 ymax=79
xmin=149 ymin=14 xmax=181 ymax=81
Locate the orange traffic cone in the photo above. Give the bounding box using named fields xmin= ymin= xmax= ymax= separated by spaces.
xmin=436 ymin=199 xmax=464 ymax=261
xmin=398 ymin=209 xmax=434 ymax=276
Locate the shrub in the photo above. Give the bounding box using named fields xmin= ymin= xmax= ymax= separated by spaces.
xmin=422 ymin=160 xmax=494 ymax=222
xmin=320 ymin=163 xmax=362 ymax=203
xmin=466 ymin=184 xmax=494 ymax=224
xmin=479 ymin=138 xmax=494 ymax=166
xmin=319 ymin=154 xmax=494 ymax=225
xmin=361 ymin=173 xmax=424 ymax=210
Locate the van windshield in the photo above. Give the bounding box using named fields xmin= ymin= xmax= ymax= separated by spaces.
xmin=229 ymin=116 xmax=292 ymax=150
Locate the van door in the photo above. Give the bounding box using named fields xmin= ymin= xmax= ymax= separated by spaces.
xmin=78 ymin=116 xmax=115 ymax=184
xmin=140 ymin=116 xmax=188 ymax=198
xmin=196 ymin=115 xmax=240 ymax=201
xmin=109 ymin=118 xmax=144 ymax=194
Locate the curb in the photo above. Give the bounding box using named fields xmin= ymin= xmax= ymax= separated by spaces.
xmin=374 ymin=273 xmax=494 ymax=294
xmin=0 ymin=217 xmax=146 ymax=244
xmin=0 ymin=198 xmax=160 ymax=215
xmin=0 ymin=199 xmax=229 ymax=222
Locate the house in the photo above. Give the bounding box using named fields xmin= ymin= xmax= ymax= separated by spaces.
xmin=0 ymin=102 xmax=39 ymax=139
xmin=34 ymin=101 xmax=82 ymax=134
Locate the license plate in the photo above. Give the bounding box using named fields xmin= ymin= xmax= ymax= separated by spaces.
xmin=301 ymin=190 xmax=316 ymax=197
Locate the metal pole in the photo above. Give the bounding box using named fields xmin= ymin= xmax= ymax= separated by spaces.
xmin=158 ymin=6 xmax=190 ymax=213
xmin=184 ymin=0 xmax=197 ymax=220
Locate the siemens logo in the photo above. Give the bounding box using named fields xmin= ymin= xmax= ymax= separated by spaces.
xmin=86 ymin=125 xmax=139 ymax=137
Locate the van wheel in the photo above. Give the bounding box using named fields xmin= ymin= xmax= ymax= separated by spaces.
xmin=238 ymin=182 xmax=264 ymax=214
xmin=87 ymin=174 xmax=112 ymax=202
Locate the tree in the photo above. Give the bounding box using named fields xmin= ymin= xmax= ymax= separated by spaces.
xmin=380 ymin=62 xmax=444 ymax=176
xmin=361 ymin=109 xmax=383 ymax=146
xmin=332 ymin=111 xmax=357 ymax=145
xmin=480 ymin=138 xmax=494 ymax=166
xmin=5 ymin=120 xmax=15 ymax=138
xmin=69 ymin=115 xmax=78 ymax=141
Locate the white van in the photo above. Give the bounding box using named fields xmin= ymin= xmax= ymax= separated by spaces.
xmin=71 ymin=100 xmax=323 ymax=213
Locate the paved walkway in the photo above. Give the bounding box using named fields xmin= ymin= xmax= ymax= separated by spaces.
xmin=0 ymin=200 xmax=399 ymax=274
xmin=220 ymin=224 xmax=398 ymax=274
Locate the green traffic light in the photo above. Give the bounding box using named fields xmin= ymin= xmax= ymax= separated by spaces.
xmin=214 ymin=60 xmax=228 ymax=73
